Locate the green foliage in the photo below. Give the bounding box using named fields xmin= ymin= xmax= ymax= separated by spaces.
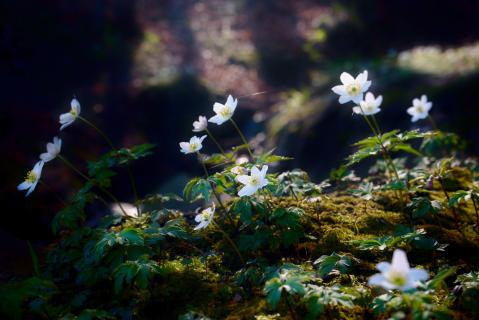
xmin=407 ymin=197 xmax=442 ymax=219
xmin=352 ymin=227 xmax=447 ymax=252
xmin=314 ymin=253 xmax=353 ymax=279
xmin=303 ymin=285 xmax=355 ymax=319
xmin=455 ymin=271 xmax=479 ymax=316
xmin=371 ymin=291 xmax=451 ymax=320
xmin=347 ymin=130 xmax=427 ymax=167
xmin=113 ymin=257 xmax=161 ymax=293
xmin=0 ymin=277 xmax=57 ymax=320
xmin=183 ymin=177 xmax=212 ymax=202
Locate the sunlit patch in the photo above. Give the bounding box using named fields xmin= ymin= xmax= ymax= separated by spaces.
xmin=398 ymin=42 xmax=479 ymax=76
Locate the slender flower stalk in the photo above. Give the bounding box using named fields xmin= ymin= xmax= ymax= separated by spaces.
xmin=230 ymin=118 xmax=254 ymax=159
xmin=77 ymin=115 xmax=140 ymax=215
xmin=57 ymin=155 xmax=130 ymax=218
xmin=427 ymin=114 xmax=439 ymax=131
xmin=212 ymin=221 xmax=245 ymax=265
xmin=205 ymin=128 xmax=227 ymax=158
xmin=471 ymin=194 xmax=479 ymax=230
xmin=197 ymin=152 xmax=228 ymax=215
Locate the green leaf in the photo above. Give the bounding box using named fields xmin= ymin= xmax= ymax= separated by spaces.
xmin=314 ymin=253 xmax=352 ymax=278
xmin=183 ymin=177 xmax=200 ymax=202
xmin=407 ymin=197 xmax=442 ymax=219
xmin=427 ymin=267 xmax=457 ymax=289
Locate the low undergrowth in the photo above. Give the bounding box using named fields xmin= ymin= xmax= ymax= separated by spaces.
xmin=4 ymin=72 xmax=479 ymax=319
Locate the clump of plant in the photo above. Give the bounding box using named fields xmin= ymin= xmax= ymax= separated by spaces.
xmin=2 ymin=70 xmax=479 ymax=319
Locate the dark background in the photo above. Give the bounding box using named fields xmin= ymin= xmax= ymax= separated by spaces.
xmin=1 ymin=0 xmax=479 ymax=278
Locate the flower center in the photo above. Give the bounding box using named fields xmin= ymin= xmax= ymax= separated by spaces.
xmin=346 ymin=83 xmax=360 ymax=95
xmin=25 ymin=171 xmax=37 ymax=183
xmin=70 ymin=109 xmax=78 ymax=117
xmin=219 ymin=106 xmax=232 ymax=118
xmin=190 ymin=142 xmax=199 ymax=151
xmin=250 ymin=176 xmax=259 ymax=186
xmin=416 ymin=105 xmax=424 ymax=113
xmin=387 ymin=270 xmax=407 ymax=287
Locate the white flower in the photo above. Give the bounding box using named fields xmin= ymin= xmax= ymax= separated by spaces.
xmin=194 ymin=205 xmax=215 ymax=230
xmin=17 ymin=161 xmax=44 ymax=197
xmin=237 ymin=165 xmax=269 ymax=197
xmin=407 ymin=95 xmax=433 ymax=122
xmin=192 ymin=115 xmax=208 ymax=132
xmin=352 ymin=92 xmax=383 ymax=116
xmin=179 ymin=135 xmax=207 ymax=154
xmin=332 ymin=70 xmax=371 ymax=104
xmin=231 ymin=166 xmax=248 ymax=176
xmin=39 ymin=137 xmax=62 ymax=162
xmin=59 ymin=98 xmax=81 ymax=130
xmin=111 ymin=203 xmax=139 ymax=218
xmin=368 ymin=249 xmax=429 ymax=291
xmin=208 ymin=94 xmax=238 ymax=125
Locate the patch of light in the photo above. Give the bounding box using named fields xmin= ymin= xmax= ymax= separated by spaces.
xmin=398 ymin=42 xmax=479 ymax=76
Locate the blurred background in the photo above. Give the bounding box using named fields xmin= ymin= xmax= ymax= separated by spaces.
xmin=1 ymin=0 xmax=479 ymax=278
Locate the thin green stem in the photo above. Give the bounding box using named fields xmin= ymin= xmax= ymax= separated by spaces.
xmin=471 ymin=195 xmax=479 ymax=230
xmin=205 ymin=128 xmax=227 ymax=158
xmin=26 ymin=240 xmax=40 ymax=276
xmin=438 ymin=178 xmax=460 ymax=228
xmin=230 ymin=118 xmax=254 ymax=159
xmin=358 ymin=109 xmax=406 ymax=213
xmin=428 ymin=114 xmax=439 ymax=131
xmin=212 ymin=221 xmax=245 ymax=265
xmin=39 ymin=180 xmax=69 ymax=206
xmin=198 ymin=153 xmax=228 ymax=215
xmin=78 ymin=115 xmax=140 ymax=215
xmin=57 ymin=155 xmax=130 ymax=218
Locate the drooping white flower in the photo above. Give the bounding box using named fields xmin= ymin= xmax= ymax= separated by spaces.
xmin=194 ymin=205 xmax=215 ymax=230
xmin=208 ymin=94 xmax=238 ymax=125
xmin=39 ymin=137 xmax=62 ymax=162
xmin=59 ymin=98 xmax=81 ymax=130
xmin=332 ymin=70 xmax=371 ymax=104
xmin=407 ymin=95 xmax=433 ymax=122
xmin=111 ymin=202 xmax=139 ymax=218
xmin=192 ymin=115 xmax=208 ymax=132
xmin=237 ymin=165 xmax=269 ymax=197
xmin=17 ymin=161 xmax=44 ymax=197
xmin=368 ymin=249 xmax=429 ymax=291
xmin=353 ymin=92 xmax=383 ymax=116
xmin=179 ymin=135 xmax=207 ymax=154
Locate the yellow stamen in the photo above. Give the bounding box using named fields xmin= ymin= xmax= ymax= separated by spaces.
xmin=25 ymin=171 xmax=37 ymax=183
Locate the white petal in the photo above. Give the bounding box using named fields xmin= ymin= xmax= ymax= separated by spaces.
xmin=351 ymin=93 xmax=364 ymax=104
xmin=352 ymin=106 xmax=363 ymax=115
xmin=208 ymin=115 xmax=227 ymax=125
xmin=33 ymin=161 xmax=44 ymax=175
xmin=236 ymin=175 xmax=250 ymax=185
xmin=59 ymin=113 xmax=73 ymax=123
xmin=376 ymin=262 xmax=391 ymax=273
xmin=213 ymin=102 xmax=224 ymax=114
xmin=195 ymin=215 xmax=203 ymax=223
xmin=424 ymin=102 xmax=433 ymax=112
xmin=250 ymin=165 xmax=260 ymax=176
xmin=406 ymin=107 xmax=416 ymax=116
xmin=25 ymin=180 xmax=39 ymax=197
xmin=71 ymin=98 xmax=81 ymax=114
xmin=391 ymin=249 xmax=410 ymax=273
xmin=375 ymin=95 xmax=383 ymax=107
xmin=421 ymin=95 xmax=427 ymax=104
xmin=40 ymin=153 xmax=54 ymax=162
xmin=368 ymin=273 xmax=386 ymax=286
xmin=365 ymin=92 xmax=374 ymax=103
xmin=199 ymin=135 xmax=207 ymax=143
xmin=226 ymin=95 xmax=234 ymax=106
xmin=17 ymin=181 xmax=31 ymax=191
xmin=238 ymin=185 xmax=257 ymax=197
xmin=412 ymin=98 xmax=421 ymax=107
xmin=356 ymin=70 xmax=367 ymax=85
xmin=260 ymin=165 xmax=268 ymax=177
xmin=409 ymin=268 xmax=429 ymax=282
xmin=340 ymin=72 xmax=354 ymax=85
xmin=331 ymin=85 xmax=347 ymax=95
xmin=362 ymin=80 xmax=371 ymax=92
xmin=338 ymin=95 xmax=351 ymax=104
